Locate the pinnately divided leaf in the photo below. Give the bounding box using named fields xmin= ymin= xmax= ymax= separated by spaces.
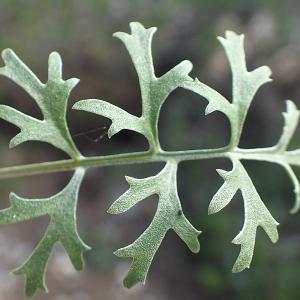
xmin=272 ymin=100 xmax=300 ymax=213
xmin=0 ymin=168 xmax=90 ymax=296
xmin=73 ymin=22 xmax=193 ymax=151
xmin=1 ymin=22 xmax=300 ymax=296
xmin=0 ymin=49 xmax=80 ymax=158
xmin=209 ymin=159 xmax=279 ymax=272
xmin=73 ymin=24 xmax=300 ymax=285
xmin=182 ymin=30 xmax=272 ymax=148
xmin=108 ymin=161 xmax=200 ymax=287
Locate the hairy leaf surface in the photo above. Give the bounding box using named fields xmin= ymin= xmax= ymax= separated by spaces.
xmin=73 ymin=22 xmax=193 ymax=150
xmin=108 ymin=161 xmax=200 ymax=287
xmin=0 ymin=49 xmax=80 ymax=158
xmin=209 ymin=159 xmax=279 ymax=272
xmin=1 ymin=22 xmax=300 ymax=296
xmin=0 ymin=168 xmax=89 ymax=296
xmin=182 ymin=30 xmax=272 ymax=148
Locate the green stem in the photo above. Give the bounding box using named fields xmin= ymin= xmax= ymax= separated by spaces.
xmin=0 ymin=146 xmax=294 ymax=179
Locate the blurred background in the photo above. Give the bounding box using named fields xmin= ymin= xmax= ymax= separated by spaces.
xmin=0 ymin=0 xmax=300 ymax=299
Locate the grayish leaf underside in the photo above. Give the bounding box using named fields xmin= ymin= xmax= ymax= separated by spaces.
xmin=108 ymin=161 xmax=200 ymax=287
xmin=0 ymin=168 xmax=89 ymax=296
xmin=0 ymin=49 xmax=80 ymax=158
xmin=0 ymin=22 xmax=300 ymax=296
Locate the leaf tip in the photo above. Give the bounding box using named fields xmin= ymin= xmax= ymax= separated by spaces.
xmin=112 ymin=31 xmax=127 ymax=40
xmin=232 ymin=264 xmax=249 ymax=273
xmin=66 ymin=77 xmax=80 ymax=88
xmin=72 ymin=100 xmax=83 ymax=110
xmin=107 ymin=127 xmax=116 ymax=139
xmin=216 ymin=168 xmax=229 ymax=178
xmin=113 ymin=247 xmax=129 ymax=258
xmin=123 ymin=275 xmax=145 ymax=289
xmin=204 ymin=103 xmax=216 ymax=115
xmin=259 ymin=65 xmax=272 ymax=80
xmin=13 ymin=267 xmax=48 ymax=297
xmin=181 ymin=59 xmax=193 ymax=74
xmin=217 ymin=30 xmax=243 ymax=43
xmin=208 ymin=204 xmax=217 ymax=215
xmin=129 ymin=21 xmax=157 ymax=34
xmin=1 ymin=48 xmax=15 ymax=61
xmin=227 ymin=30 xmax=244 ymax=41
xmin=107 ymin=205 xmax=115 ymax=214
xmin=9 ymin=137 xmax=20 ymax=149
xmin=124 ymin=175 xmax=135 ymax=185
xmin=290 ymin=197 xmax=300 ymax=214
xmin=129 ymin=21 xmax=143 ymax=30
xmin=216 ymin=35 xmax=225 ymax=44
xmin=285 ymin=99 xmax=299 ymax=116
xmin=49 ymin=51 xmax=62 ymax=63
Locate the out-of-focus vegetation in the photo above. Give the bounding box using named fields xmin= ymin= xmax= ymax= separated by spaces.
xmin=1 ymin=0 xmax=300 ymax=299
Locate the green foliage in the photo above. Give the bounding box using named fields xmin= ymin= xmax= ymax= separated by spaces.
xmin=208 ymin=159 xmax=279 ymax=272
xmin=74 ymin=22 xmax=193 ymax=150
xmin=0 ymin=22 xmax=299 ymax=297
xmin=0 ymin=49 xmax=80 ymax=158
xmin=0 ymin=168 xmax=89 ymax=296
xmin=108 ymin=160 xmax=200 ymax=287
xmin=182 ymin=31 xmax=272 ymax=148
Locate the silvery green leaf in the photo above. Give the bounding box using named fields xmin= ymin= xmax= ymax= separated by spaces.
xmin=232 ymin=161 xmax=279 ymax=272
xmin=73 ymin=99 xmax=150 ymax=139
xmin=181 ymin=78 xmax=235 ymax=118
xmin=108 ymin=161 xmax=200 ymax=287
xmin=1 ymin=22 xmax=299 ymax=296
xmin=0 ymin=49 xmax=80 ymax=158
xmin=208 ymin=168 xmax=239 ymax=215
xmin=209 ymin=159 xmax=279 ymax=272
xmin=73 ymin=22 xmax=193 ymax=150
xmin=218 ymin=31 xmax=272 ymax=145
xmin=281 ymin=163 xmax=300 ymax=214
xmin=274 ymin=100 xmax=300 ymax=213
xmin=0 ymin=168 xmax=90 ymax=296
xmin=275 ymin=100 xmax=300 ymax=151
xmin=182 ymin=30 xmax=272 ymax=148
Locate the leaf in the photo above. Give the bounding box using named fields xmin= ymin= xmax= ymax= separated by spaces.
xmin=275 ymin=100 xmax=300 ymax=151
xmin=108 ymin=160 xmax=200 ymax=288
xmin=217 ymin=31 xmax=272 ymax=143
xmin=282 ymin=164 xmax=300 ymax=214
xmin=182 ymin=30 xmax=272 ymax=148
xmin=73 ymin=22 xmax=193 ymax=150
xmin=182 ymin=78 xmax=235 ymax=117
xmin=0 ymin=49 xmax=80 ymax=158
xmin=0 ymin=22 xmax=299 ymax=296
xmin=272 ymin=100 xmax=300 ymax=213
xmin=208 ymin=168 xmax=239 ymax=215
xmin=73 ymin=99 xmax=149 ymax=139
xmin=0 ymin=168 xmax=90 ymax=296
xmin=209 ymin=159 xmax=279 ymax=272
